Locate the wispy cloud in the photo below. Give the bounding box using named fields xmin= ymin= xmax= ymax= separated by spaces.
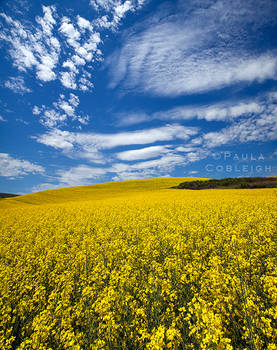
xmin=0 ymin=116 xmax=7 ymax=122
xmin=0 ymin=153 xmax=44 ymax=178
xmin=36 ymin=145 xmax=205 ymax=188
xmin=33 ymin=90 xmax=277 ymax=186
xmin=4 ymin=76 xmax=31 ymax=94
xmin=31 ymin=164 xmax=106 ymax=191
xmin=31 ymin=153 xmax=184 ymax=189
xmin=188 ymin=96 xmax=277 ymax=149
xmin=31 ymin=183 xmax=63 ymax=192
xmin=31 ymin=144 xmax=209 ymax=190
xmin=108 ymin=0 xmax=277 ymax=96
xmin=32 ymin=123 xmax=203 ymax=187
xmin=199 ymin=112 xmax=277 ymax=149
xmin=35 ymin=124 xmax=198 ymax=162
xmin=56 ymin=164 xmax=106 ymax=186
xmin=116 ymin=100 xmax=265 ymax=126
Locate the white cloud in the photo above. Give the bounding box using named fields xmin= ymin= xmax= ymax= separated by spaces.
xmin=60 ymin=71 xmax=77 ymax=89
xmin=4 ymin=76 xmax=31 ymax=94
xmin=56 ymin=165 xmax=106 ymax=186
xmin=176 ymin=146 xmax=197 ymax=153
xmin=32 ymin=106 xmax=41 ymax=115
xmin=187 ymin=96 xmax=277 ymax=149
xmin=203 ymin=114 xmax=277 ymax=148
xmin=90 ymin=0 xmax=147 ymax=28
xmin=77 ymin=16 xmax=92 ymax=31
xmin=117 ymin=100 xmax=265 ymax=126
xmin=35 ymin=124 xmax=198 ymax=164
xmin=62 ymin=60 xmax=79 ymax=73
xmin=0 ymin=7 xmax=60 ymax=82
xmin=1 ymin=2 xmax=148 ymax=91
xmin=33 ymin=164 xmax=107 ymax=191
xmin=108 ymin=0 xmax=277 ymax=96
xmin=124 ymin=153 xmax=185 ymax=171
xmin=115 ymin=111 xmax=149 ymax=126
xmin=36 ymin=5 xmax=56 ymax=36
xmin=58 ymin=102 xmax=75 ymax=116
xmin=106 ymin=91 xmax=277 ymax=178
xmin=0 ymin=153 xmax=44 ymax=178
xmin=0 ymin=116 xmax=7 ymax=122
xmin=30 ymin=143 xmax=209 ymax=189
xmin=40 ymin=110 xmax=67 ymax=128
xmin=31 ymin=183 xmax=63 ymax=192
xmin=0 ymin=7 xmax=98 ymax=91
xmin=33 ymin=152 xmax=184 ymax=188
xmin=35 ymin=129 xmax=75 ymax=151
xmin=88 ymin=124 xmax=196 ymax=149
xmin=36 ymin=124 xmax=197 ymax=149
xmin=155 ymin=102 xmax=264 ymax=122
xmin=111 ymin=169 xmax=162 ymax=181
xmin=79 ymin=72 xmax=94 ymax=91
xmin=116 ymin=145 xmax=171 ymax=161
xmin=72 ymin=55 xmax=86 ymax=66
xmin=33 ymin=93 xmax=87 ymax=129
xmin=36 ymin=64 xmax=57 ymax=81
xmin=110 ymin=153 xmax=186 ymax=181
xmin=59 ymin=17 xmax=81 ymax=49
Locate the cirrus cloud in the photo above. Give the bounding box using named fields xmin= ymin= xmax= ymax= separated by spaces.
xmin=108 ymin=0 xmax=277 ymax=96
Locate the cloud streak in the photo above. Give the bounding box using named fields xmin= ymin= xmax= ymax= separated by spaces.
xmin=116 ymin=145 xmax=171 ymax=161
xmin=35 ymin=124 xmax=198 ymax=162
xmin=116 ymin=100 xmax=265 ymax=126
xmin=4 ymin=76 xmax=31 ymax=94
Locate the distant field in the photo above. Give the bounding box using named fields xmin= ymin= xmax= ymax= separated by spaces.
xmin=0 ymin=178 xmax=276 ymax=349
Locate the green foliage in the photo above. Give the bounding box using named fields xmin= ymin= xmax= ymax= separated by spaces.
xmin=0 ymin=193 xmax=19 ymax=199
xmin=175 ymin=177 xmax=277 ymax=190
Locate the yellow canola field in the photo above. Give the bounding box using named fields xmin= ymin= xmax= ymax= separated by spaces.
xmin=0 ymin=178 xmax=276 ymax=350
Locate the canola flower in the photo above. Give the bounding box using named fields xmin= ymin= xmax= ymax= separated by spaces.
xmin=0 ymin=178 xmax=276 ymax=349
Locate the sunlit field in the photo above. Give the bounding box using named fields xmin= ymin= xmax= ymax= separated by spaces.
xmin=0 ymin=178 xmax=276 ymax=349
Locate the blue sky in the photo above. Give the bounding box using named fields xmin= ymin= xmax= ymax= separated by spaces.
xmin=0 ymin=0 xmax=277 ymax=194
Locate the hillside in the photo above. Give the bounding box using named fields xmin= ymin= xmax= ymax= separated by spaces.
xmin=0 ymin=177 xmax=207 ymax=209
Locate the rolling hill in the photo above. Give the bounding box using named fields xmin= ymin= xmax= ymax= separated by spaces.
xmin=0 ymin=177 xmax=207 ymax=208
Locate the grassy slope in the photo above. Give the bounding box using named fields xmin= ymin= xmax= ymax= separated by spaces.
xmin=0 ymin=177 xmax=208 ymax=209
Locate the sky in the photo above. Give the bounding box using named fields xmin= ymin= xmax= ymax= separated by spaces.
xmin=0 ymin=0 xmax=277 ymax=194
